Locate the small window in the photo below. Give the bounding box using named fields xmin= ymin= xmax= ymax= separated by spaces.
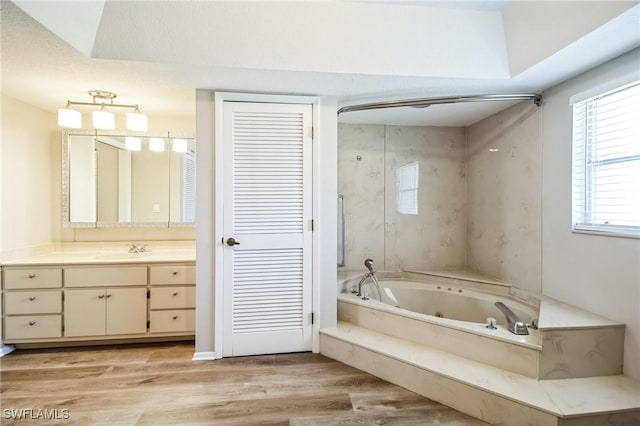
xmin=572 ymin=80 xmax=640 ymax=237
xmin=397 ymin=162 xmax=419 ymax=215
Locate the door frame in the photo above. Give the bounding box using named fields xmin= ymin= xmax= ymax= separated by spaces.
xmin=213 ymin=92 xmax=322 ymax=358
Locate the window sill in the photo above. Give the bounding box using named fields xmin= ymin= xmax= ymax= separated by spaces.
xmin=572 ymin=227 xmax=640 ymax=240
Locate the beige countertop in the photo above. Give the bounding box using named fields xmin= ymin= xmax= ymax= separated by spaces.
xmin=1 ymin=241 xmax=196 ymax=266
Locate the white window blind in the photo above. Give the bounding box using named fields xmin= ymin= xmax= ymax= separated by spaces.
xmin=572 ymin=80 xmax=640 ymax=237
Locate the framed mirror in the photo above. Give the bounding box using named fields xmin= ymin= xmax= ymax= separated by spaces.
xmin=63 ymin=130 xmax=195 ymax=228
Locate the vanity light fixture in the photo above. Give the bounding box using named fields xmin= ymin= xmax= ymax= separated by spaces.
xmin=172 ymin=138 xmax=188 ymax=153
xmin=149 ymin=137 xmax=165 ymax=152
xmin=57 ymin=90 xmax=148 ymax=131
xmin=125 ymin=136 xmax=142 ymax=151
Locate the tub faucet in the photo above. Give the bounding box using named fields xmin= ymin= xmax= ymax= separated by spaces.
xmin=494 ymin=301 xmax=529 ymax=335
xmin=357 ymin=258 xmax=382 ymax=301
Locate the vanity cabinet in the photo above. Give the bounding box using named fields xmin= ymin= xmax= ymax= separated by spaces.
xmin=2 ymin=267 xmax=63 ymax=340
xmin=149 ymin=265 xmax=196 ymax=334
xmin=1 ymin=261 xmax=195 ymax=345
xmin=64 ymin=288 xmax=147 ymax=337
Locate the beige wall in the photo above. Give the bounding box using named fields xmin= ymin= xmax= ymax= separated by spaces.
xmin=1 ymin=94 xmax=60 ymax=253
xmin=541 ymin=48 xmax=640 ymax=380
xmin=466 ymin=101 xmax=542 ymax=295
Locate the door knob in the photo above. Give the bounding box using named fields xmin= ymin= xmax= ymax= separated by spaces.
xmin=226 ymin=237 xmax=240 ymax=246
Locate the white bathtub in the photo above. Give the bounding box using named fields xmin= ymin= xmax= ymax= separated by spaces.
xmin=377 ymin=280 xmax=538 ymax=326
xmin=338 ymin=277 xmax=542 ymax=377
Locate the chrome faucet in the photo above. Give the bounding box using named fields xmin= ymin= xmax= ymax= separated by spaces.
xmin=356 ymin=258 xmax=382 ymax=301
xmin=128 ymin=244 xmax=147 ymax=253
xmin=494 ymin=302 xmax=529 ymax=335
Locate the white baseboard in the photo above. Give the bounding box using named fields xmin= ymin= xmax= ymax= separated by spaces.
xmin=192 ymin=351 xmax=217 ymax=361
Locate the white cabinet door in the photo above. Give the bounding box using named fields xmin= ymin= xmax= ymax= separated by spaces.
xmin=105 ymin=288 xmax=147 ymax=335
xmin=64 ymin=289 xmax=106 ymax=337
xmin=64 ymin=288 xmax=147 ymax=337
xmin=222 ymin=101 xmax=313 ymax=357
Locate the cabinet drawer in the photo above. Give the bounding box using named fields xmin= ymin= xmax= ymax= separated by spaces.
xmin=149 ymin=310 xmax=195 ymax=333
xmin=65 ymin=266 xmax=147 ymax=287
xmin=150 ymin=265 xmax=195 ymax=285
xmin=4 ymin=315 xmax=62 ymax=340
xmin=3 ymin=269 xmax=62 ymax=289
xmin=5 ymin=290 xmax=62 ymax=315
xmin=150 ymin=286 xmax=195 ymax=309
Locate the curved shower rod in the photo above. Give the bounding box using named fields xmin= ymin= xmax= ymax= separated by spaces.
xmin=337 ymin=93 xmax=542 ymax=115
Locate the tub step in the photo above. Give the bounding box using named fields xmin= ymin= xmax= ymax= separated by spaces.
xmin=320 ymin=322 xmax=640 ymax=426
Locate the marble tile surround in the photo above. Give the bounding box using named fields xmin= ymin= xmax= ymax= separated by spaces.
xmin=321 ymin=323 xmax=640 ymax=425
xmin=338 ymin=298 xmax=541 ymax=377
xmin=539 ymin=327 xmax=625 ymax=379
xmin=338 ymin=123 xmax=466 ymax=271
xmin=466 ymin=101 xmax=543 ymax=295
xmin=320 ymin=325 xmax=559 ymax=425
xmin=337 ymin=124 xmax=386 ymax=270
xmin=338 ymin=104 xmax=543 ymax=299
xmin=384 ymin=126 xmax=467 ymax=271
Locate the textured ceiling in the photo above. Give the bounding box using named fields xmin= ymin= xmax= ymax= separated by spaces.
xmin=2 ymin=0 xmax=639 ymax=127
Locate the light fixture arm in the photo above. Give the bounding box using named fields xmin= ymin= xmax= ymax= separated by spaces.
xmin=65 ymin=100 xmax=140 ymax=110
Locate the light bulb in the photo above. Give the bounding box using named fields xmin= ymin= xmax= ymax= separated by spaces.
xmin=58 ymin=108 xmax=82 ymax=128
xmin=125 ymin=136 xmax=142 ymax=151
xmin=172 ymin=138 xmax=188 ymax=153
xmin=127 ymin=111 xmax=148 ymax=132
xmin=92 ymin=110 xmax=115 ymax=130
xmin=149 ymin=138 xmax=165 ymax=152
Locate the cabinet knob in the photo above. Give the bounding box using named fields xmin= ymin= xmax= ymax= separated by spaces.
xmin=28 ymin=274 xmax=36 ymax=279
xmin=172 ymin=292 xmax=179 ymax=296
xmin=28 ymin=296 xmax=36 ymax=301
xmin=28 ymin=321 xmax=36 ymax=326
xmin=106 ymin=294 xmax=112 ymax=298
xmin=98 ymin=294 xmax=105 ymax=299
xmin=172 ymin=271 xmax=178 ymax=276
xmin=172 ymin=315 xmax=178 ymax=320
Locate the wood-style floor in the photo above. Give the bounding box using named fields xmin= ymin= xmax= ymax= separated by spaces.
xmin=1 ymin=342 xmax=488 ymax=425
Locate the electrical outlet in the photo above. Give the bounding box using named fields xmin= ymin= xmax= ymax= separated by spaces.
xmin=153 ymin=204 xmax=160 ymax=213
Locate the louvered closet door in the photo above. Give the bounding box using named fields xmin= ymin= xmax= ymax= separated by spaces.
xmin=222 ymin=102 xmax=313 ymax=357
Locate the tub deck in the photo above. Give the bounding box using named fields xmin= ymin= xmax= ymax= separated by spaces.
xmin=325 ymin=271 xmax=637 ymax=425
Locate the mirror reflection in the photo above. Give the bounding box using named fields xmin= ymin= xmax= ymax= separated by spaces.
xmin=64 ymin=131 xmax=195 ymax=227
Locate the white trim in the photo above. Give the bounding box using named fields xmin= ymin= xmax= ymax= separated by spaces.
xmin=213 ymin=91 xmax=321 ymax=358
xmin=191 ymin=351 xmax=217 ymax=361
xmin=569 ymin=71 xmax=640 ymax=105
xmin=572 ymin=228 xmax=640 ymax=240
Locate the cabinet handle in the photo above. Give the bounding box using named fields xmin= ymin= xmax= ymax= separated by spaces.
xmin=172 ymin=271 xmax=178 ymax=276
xmin=106 ymin=294 xmax=112 ymax=298
xmin=28 ymin=296 xmax=36 ymax=301
xmin=172 ymin=292 xmax=179 ymax=296
xmin=172 ymin=315 xmax=178 ymax=320
xmin=28 ymin=274 xmax=36 ymax=279
xmin=98 ymin=294 xmax=105 ymax=299
xmin=28 ymin=321 xmax=36 ymax=326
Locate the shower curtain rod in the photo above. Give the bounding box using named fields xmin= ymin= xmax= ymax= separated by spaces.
xmin=337 ymin=93 xmax=542 ymax=115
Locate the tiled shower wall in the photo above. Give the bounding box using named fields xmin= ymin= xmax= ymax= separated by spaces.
xmin=466 ymin=101 xmax=542 ymax=294
xmin=338 ymin=101 xmax=542 ymax=293
xmin=338 ymin=124 xmax=466 ymax=272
